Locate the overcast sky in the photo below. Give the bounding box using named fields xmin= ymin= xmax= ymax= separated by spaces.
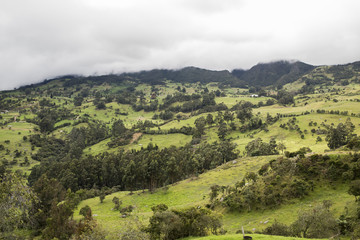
xmin=1 ymin=0 xmax=360 ymax=90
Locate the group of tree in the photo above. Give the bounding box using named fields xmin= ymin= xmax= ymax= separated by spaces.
xmin=325 ymin=118 xmax=356 ymax=149
xmin=146 ymin=204 xmax=223 ymax=240
xmin=245 ymin=137 xmax=279 ymax=156
xmin=209 ymin=153 xmax=360 ymax=213
xmin=263 ymin=201 xmax=339 ymax=238
xmin=29 ymin=141 xmax=238 ymax=193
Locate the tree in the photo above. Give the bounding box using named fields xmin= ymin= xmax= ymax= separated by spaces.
xmin=290 ymin=201 xmax=339 ymax=238
xmin=236 ymin=107 xmax=253 ymax=123
xmin=277 ymin=90 xmax=294 ymax=105
xmin=32 ymin=174 xmax=67 ymax=229
xmin=348 ymin=180 xmax=360 ymax=201
xmin=223 ymin=110 xmax=234 ymax=122
xmin=79 ymin=205 xmax=92 ymax=220
xmin=147 ymin=204 xmax=222 ymax=240
xmin=99 ymin=191 xmax=106 ymax=203
xmin=206 ymin=114 xmax=214 ymax=126
xmin=112 ymin=119 xmax=127 ymax=137
xmin=0 ymin=172 xmax=38 ymax=238
xmin=194 ymin=116 xmax=206 ymax=137
xmin=245 ymin=138 xmax=278 ymax=156
xmin=112 ymin=196 xmax=121 ymax=210
xmin=74 ymin=96 xmax=84 ymax=106
xmin=42 ymin=190 xmax=80 ymax=240
xmin=326 ymin=122 xmax=354 ymax=149
xmin=217 ymin=122 xmax=228 ymax=140
xmin=96 ymin=101 xmax=106 ymax=110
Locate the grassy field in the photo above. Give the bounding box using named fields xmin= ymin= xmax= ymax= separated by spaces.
xmin=0 ymin=118 xmax=38 ymax=175
xmin=182 ymin=234 xmax=327 ymax=240
xmin=1 ymin=71 xmax=360 ymax=239
xmin=74 ymin=154 xmax=355 ymax=236
xmin=74 ymin=156 xmax=274 ymax=232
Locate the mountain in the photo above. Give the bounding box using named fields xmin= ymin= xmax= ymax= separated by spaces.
xmin=232 ymin=60 xmax=315 ymax=87
xmin=124 ymin=66 xmax=246 ymax=86
xmin=21 ymin=60 xmax=360 ymax=91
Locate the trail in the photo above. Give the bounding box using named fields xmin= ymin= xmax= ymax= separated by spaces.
xmin=130 ymin=132 xmax=143 ymax=144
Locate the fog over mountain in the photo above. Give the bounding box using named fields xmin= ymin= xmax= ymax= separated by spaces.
xmin=1 ymin=0 xmax=360 ymax=90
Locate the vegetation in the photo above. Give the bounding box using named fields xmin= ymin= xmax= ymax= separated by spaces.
xmin=1 ymin=60 xmax=360 ymax=239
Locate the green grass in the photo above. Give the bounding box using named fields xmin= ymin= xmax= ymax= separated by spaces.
xmin=83 ymin=133 xmax=192 ymax=155
xmin=182 ymin=233 xmax=327 ymax=240
xmin=125 ymin=133 xmax=192 ymax=150
xmin=74 ymin=155 xmax=355 ymax=236
xmin=216 ymin=96 xmax=273 ymax=108
xmin=229 ymin=113 xmax=360 ymax=153
xmin=74 ymin=156 xmax=274 ymax=232
xmin=0 ymin=119 xmax=38 ymax=174
xmin=222 ymin=184 xmax=354 ymax=233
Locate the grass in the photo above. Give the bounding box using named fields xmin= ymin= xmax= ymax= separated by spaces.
xmin=216 ymin=96 xmax=273 ymax=108
xmin=229 ymin=113 xmax=360 ymax=154
xmin=83 ymin=133 xmax=192 ymax=155
xmin=74 ymin=156 xmax=274 ymax=232
xmin=124 ymin=133 xmax=192 ymax=150
xmin=182 ymin=233 xmax=327 ymax=240
xmin=0 ymin=119 xmax=38 ymax=174
xmin=222 ymin=184 xmax=354 ymax=233
xmin=74 ymin=154 xmax=355 ymax=237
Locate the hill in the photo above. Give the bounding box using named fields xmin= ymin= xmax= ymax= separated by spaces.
xmin=232 ymin=61 xmax=315 ymax=87
xmin=1 ymin=59 xmax=360 ymax=239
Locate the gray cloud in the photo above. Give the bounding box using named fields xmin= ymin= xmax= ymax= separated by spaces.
xmin=1 ymin=0 xmax=360 ymax=90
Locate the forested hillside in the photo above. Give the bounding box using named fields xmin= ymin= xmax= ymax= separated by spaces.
xmin=1 ymin=60 xmax=360 ymax=239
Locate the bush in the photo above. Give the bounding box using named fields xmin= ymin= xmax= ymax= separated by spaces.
xmin=263 ymin=220 xmax=291 ymax=236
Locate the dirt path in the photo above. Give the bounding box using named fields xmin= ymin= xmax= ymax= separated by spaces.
xmin=130 ymin=132 xmax=143 ymax=144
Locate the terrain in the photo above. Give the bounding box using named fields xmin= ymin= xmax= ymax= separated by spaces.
xmin=1 ymin=60 xmax=360 ymax=239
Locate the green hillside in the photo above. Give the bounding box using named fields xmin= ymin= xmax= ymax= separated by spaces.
xmin=1 ymin=60 xmax=360 ymax=239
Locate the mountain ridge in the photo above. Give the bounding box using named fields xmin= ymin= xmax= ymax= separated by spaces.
xmin=14 ymin=59 xmax=360 ymax=91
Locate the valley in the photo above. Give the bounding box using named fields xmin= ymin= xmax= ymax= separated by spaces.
xmin=1 ymin=60 xmax=360 ymax=239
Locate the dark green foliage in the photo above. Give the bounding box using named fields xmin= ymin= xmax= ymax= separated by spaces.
xmin=128 ymin=66 xmax=241 ymax=85
xmin=277 ymin=90 xmax=294 ymax=105
xmin=347 ymin=136 xmax=360 ymax=150
xmin=120 ymin=205 xmax=134 ymax=217
xmin=111 ymin=119 xmax=127 ymax=137
xmin=263 ymin=220 xmax=291 ymax=236
xmin=245 ymin=137 xmax=278 ymax=156
xmin=29 ymin=141 xmax=238 ymax=192
xmin=74 ymin=95 xmax=84 ymax=106
xmin=233 ymin=61 xmax=314 ymax=87
xmin=232 ymin=101 xmax=253 ymax=123
xmin=348 ymin=180 xmax=360 ymax=201
xmin=79 ymin=205 xmax=92 ymax=220
xmin=217 ymin=122 xmax=229 ymax=140
xmin=32 ymin=174 xmax=67 ymax=229
xmin=326 ymin=119 xmax=355 ymax=149
xmin=41 ymin=190 xmax=80 ymax=240
xmin=147 ymin=204 xmax=222 ymax=240
xmin=99 ymin=192 xmax=105 ymax=203
xmin=290 ymin=201 xmax=339 ymax=238
xmin=206 ymin=113 xmax=214 ymax=125
xmin=211 ymin=153 xmax=360 ymax=212
xmin=112 ymin=197 xmax=121 ymax=211
xmin=264 ymin=202 xmax=339 ymax=239
xmin=0 ymin=172 xmax=37 ymax=238
xmin=95 ymin=101 xmax=106 ymax=110
xmin=28 ymin=107 xmax=73 ymax=133
xmin=194 ymin=116 xmax=206 ymax=137
xmin=159 ymin=110 xmax=174 ymax=120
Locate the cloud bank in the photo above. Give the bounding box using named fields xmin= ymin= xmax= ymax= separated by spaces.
xmin=1 ymin=0 xmax=360 ymax=90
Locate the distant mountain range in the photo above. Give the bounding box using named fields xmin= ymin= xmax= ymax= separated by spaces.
xmin=18 ymin=60 xmax=360 ymax=90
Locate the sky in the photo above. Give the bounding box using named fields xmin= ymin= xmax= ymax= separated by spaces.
xmin=1 ymin=0 xmax=360 ymax=90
